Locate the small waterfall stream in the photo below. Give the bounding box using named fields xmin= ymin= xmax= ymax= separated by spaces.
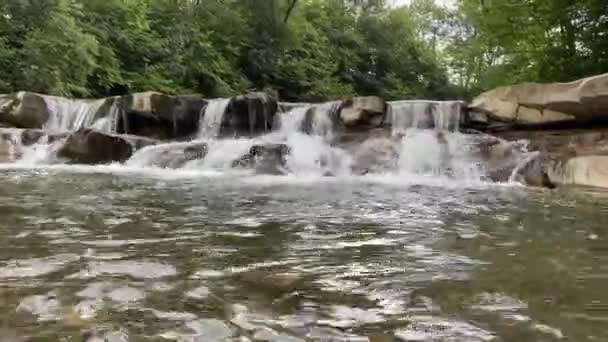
xmin=387 ymin=100 xmax=484 ymax=180
xmin=198 ymin=98 xmax=231 ymax=138
xmin=42 ymin=96 xmax=125 ymax=134
xmin=43 ymin=96 xmax=107 ymax=132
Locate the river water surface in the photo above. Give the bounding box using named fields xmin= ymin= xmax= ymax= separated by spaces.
xmin=0 ymin=167 xmax=606 ymax=341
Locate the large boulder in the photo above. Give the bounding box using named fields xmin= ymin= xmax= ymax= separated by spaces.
xmin=57 ymin=129 xmax=156 ymax=164
xmin=339 ymin=96 xmax=386 ymax=129
xmin=349 ymin=137 xmax=398 ymax=174
xmin=127 ymin=142 xmax=208 ymax=169
xmin=222 ymin=92 xmax=278 ymax=137
xmin=117 ymin=92 xmax=206 ymax=140
xmin=469 ymin=73 xmax=608 ymax=128
xmin=548 ymin=156 xmax=608 ymax=188
xmin=232 ymin=144 xmax=290 ymax=174
xmin=0 ymin=92 xmax=50 ymax=128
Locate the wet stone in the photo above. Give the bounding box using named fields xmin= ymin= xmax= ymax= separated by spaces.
xmin=106 ymin=286 xmax=146 ymax=303
xmin=103 ymin=331 xmax=129 ymax=342
xmin=16 ymin=292 xmax=62 ymax=322
xmin=82 ymin=261 xmax=177 ymax=279
xmin=232 ymin=271 xmax=306 ymax=294
xmin=186 ymin=319 xmax=234 ymax=338
xmin=148 ymin=309 xmax=198 ymax=322
xmin=252 ymin=327 xmax=279 ymax=341
xmin=77 ymin=282 xmax=113 ymax=299
xmin=74 ymin=299 xmax=104 ymax=320
xmin=186 ymin=286 xmax=210 ymax=300
xmin=270 ymin=335 xmax=306 ymax=342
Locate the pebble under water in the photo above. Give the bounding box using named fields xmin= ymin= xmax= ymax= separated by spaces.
xmin=0 ymin=168 xmax=606 ymax=341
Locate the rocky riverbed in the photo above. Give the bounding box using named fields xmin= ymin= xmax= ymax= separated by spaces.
xmin=2 ymin=72 xmax=608 ymax=189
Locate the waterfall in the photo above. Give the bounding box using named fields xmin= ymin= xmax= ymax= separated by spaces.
xmin=433 ymin=101 xmax=462 ymax=131
xmin=42 ymin=96 xmax=126 ymax=134
xmin=198 ymin=99 xmax=231 ymax=138
xmin=43 ymin=96 xmax=106 ymax=131
xmin=276 ymin=101 xmax=340 ymax=142
xmin=389 ymin=100 xmax=483 ymax=180
xmin=90 ymin=100 xmax=122 ymax=134
xmin=310 ymin=101 xmax=340 ymax=142
xmin=4 ymin=93 xmax=527 ymax=184
xmin=273 ymin=104 xmax=351 ymax=176
xmin=277 ymin=107 xmax=309 ymax=135
xmin=388 ymin=100 xmax=463 ymax=135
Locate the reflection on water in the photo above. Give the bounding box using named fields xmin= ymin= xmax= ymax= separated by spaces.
xmin=0 ymin=168 xmax=606 ymax=341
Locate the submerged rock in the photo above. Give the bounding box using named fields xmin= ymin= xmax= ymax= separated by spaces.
xmin=232 ymin=144 xmax=290 ymax=175
xmin=16 ymin=292 xmax=62 ymax=322
xmin=161 ymin=319 xmax=235 ymax=341
xmin=350 ymin=137 xmax=399 ymax=174
xmin=339 ymin=96 xmax=386 ymax=129
xmin=127 ymin=142 xmax=208 ymax=169
xmin=57 ymin=129 xmax=135 ymax=164
xmin=231 ymin=271 xmax=306 ymax=294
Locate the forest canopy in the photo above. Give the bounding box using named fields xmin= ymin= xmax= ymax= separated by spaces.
xmin=1 ymin=0 xmax=606 ymax=100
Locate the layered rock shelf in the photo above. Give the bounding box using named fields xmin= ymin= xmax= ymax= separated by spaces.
xmin=2 ymin=72 xmax=608 ymax=189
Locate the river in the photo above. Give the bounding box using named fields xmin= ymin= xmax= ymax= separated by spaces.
xmin=0 ymin=166 xmax=606 ymax=341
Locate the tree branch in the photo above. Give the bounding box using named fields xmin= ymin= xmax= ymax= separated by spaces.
xmin=283 ymin=0 xmax=298 ymax=23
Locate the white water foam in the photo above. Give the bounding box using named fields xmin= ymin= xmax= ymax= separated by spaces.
xmin=389 ymin=100 xmax=484 ymax=181
xmin=398 ymin=130 xmax=483 ymax=180
xmin=16 ymin=136 xmax=65 ymax=166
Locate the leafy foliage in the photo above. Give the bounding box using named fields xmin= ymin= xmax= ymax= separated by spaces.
xmin=0 ymin=0 xmax=605 ymax=99
xmin=446 ymin=0 xmax=608 ymax=96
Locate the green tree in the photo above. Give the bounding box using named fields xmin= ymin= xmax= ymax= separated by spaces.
xmin=18 ymin=0 xmax=99 ymax=96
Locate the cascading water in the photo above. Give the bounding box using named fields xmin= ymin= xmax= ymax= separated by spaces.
xmin=0 ymin=128 xmax=66 ymax=165
xmin=2 ymin=92 xmax=530 ymax=184
xmin=90 ymin=100 xmax=123 ymax=134
xmin=10 ymin=96 xmax=123 ymax=164
xmin=275 ymin=101 xmax=341 ymax=141
xmin=42 ymin=95 xmax=126 ymax=135
xmin=271 ymin=102 xmax=351 ymax=175
xmin=198 ymin=98 xmax=231 ymax=138
xmin=387 ymin=100 xmax=463 ymax=134
xmin=15 ymin=135 xmax=66 ymax=166
xmin=388 ymin=100 xmax=484 ymax=180
xmin=434 ymin=101 xmax=462 ymax=131
xmin=276 ymin=107 xmax=309 ymax=135
xmin=127 ymin=103 xmax=351 ymax=176
xmin=43 ymin=96 xmax=107 ymax=132
xmin=310 ymin=101 xmax=341 ymax=142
